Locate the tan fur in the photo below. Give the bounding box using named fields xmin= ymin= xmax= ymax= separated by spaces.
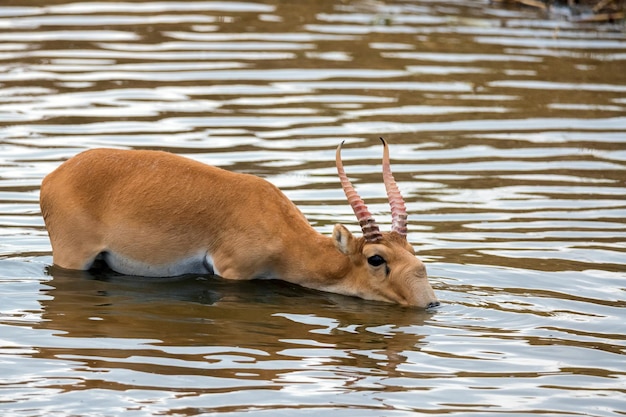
xmin=40 ymin=148 xmax=438 ymax=308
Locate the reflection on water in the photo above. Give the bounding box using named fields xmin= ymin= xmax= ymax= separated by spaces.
xmin=0 ymin=0 xmax=625 ymax=416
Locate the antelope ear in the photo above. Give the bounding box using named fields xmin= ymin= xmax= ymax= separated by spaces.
xmin=333 ymin=224 xmax=355 ymax=255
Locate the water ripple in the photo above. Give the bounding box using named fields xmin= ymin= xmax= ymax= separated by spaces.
xmin=0 ymin=0 xmax=625 ymax=416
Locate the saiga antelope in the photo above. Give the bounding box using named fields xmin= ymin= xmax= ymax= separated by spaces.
xmin=40 ymin=139 xmax=439 ymax=308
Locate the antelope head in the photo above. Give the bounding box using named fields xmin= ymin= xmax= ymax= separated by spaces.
xmin=332 ymin=138 xmax=438 ymax=308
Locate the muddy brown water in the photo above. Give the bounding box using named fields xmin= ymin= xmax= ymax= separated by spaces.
xmin=1 ymin=1 xmax=625 ymax=416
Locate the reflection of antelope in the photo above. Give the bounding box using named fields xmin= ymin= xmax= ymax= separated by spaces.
xmin=40 ymin=139 xmax=438 ymax=308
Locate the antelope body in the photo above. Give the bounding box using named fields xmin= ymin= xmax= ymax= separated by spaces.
xmin=40 ymin=139 xmax=438 ymax=308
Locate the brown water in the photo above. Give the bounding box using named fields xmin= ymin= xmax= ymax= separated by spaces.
xmin=1 ymin=1 xmax=625 ymax=416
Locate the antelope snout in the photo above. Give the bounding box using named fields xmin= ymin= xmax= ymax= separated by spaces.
xmin=408 ymin=276 xmax=438 ymax=309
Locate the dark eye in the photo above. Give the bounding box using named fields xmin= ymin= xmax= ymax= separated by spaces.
xmin=367 ymin=255 xmax=386 ymax=267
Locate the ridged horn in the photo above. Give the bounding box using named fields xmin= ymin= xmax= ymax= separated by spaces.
xmin=336 ymin=141 xmax=383 ymax=243
xmin=380 ymin=137 xmax=408 ymax=237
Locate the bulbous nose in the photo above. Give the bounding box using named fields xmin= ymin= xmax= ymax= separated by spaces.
xmin=427 ymin=301 xmax=441 ymax=309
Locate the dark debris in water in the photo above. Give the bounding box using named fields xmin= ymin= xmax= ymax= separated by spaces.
xmin=498 ymin=0 xmax=625 ymax=23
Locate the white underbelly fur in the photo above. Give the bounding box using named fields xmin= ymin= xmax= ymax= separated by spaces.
xmin=102 ymin=251 xmax=218 ymax=277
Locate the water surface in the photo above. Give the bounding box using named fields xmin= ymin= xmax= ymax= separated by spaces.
xmin=1 ymin=1 xmax=625 ymax=416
